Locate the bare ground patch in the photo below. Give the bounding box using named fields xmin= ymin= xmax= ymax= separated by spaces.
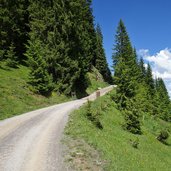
xmin=62 ymin=136 xmax=108 ymax=171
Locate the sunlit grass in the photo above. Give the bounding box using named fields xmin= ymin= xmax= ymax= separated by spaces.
xmin=0 ymin=63 xmax=69 ymax=120
xmin=65 ymin=91 xmax=171 ymax=171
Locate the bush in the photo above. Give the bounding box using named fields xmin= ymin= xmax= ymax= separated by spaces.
xmin=100 ymin=101 xmax=108 ymax=111
xmin=123 ymin=109 xmax=141 ymax=135
xmin=122 ymin=99 xmax=142 ymax=135
xmin=157 ymin=130 xmax=169 ymax=143
xmin=130 ymin=138 xmax=139 ymax=149
xmin=110 ymin=90 xmax=117 ymax=101
xmin=6 ymin=44 xmax=18 ymax=68
xmin=86 ymin=100 xmax=103 ymax=129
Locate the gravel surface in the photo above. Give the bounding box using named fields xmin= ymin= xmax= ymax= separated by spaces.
xmin=0 ymin=85 xmax=114 ymax=171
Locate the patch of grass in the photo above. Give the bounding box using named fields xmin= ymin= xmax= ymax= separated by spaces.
xmin=65 ymin=91 xmax=171 ymax=171
xmin=0 ymin=62 xmax=69 ymax=120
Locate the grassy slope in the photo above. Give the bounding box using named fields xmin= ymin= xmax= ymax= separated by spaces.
xmin=0 ymin=63 xmax=108 ymax=120
xmin=65 ymin=91 xmax=171 ymax=171
xmin=0 ymin=63 xmax=69 ymax=120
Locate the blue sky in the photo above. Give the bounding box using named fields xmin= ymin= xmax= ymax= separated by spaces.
xmin=92 ymin=0 xmax=171 ymax=96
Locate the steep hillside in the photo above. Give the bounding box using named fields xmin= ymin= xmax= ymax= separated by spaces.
xmin=64 ymin=91 xmax=171 ymax=171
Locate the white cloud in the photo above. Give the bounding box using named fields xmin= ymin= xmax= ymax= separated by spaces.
xmin=144 ymin=63 xmax=148 ymax=69
xmin=138 ymin=48 xmax=171 ymax=97
xmin=137 ymin=49 xmax=149 ymax=57
xmin=152 ymin=71 xmax=171 ymax=79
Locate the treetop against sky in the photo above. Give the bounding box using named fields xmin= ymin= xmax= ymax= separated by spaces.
xmin=92 ymin=0 xmax=171 ymax=97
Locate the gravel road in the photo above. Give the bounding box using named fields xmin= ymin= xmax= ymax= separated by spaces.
xmin=0 ymin=85 xmax=114 ymax=171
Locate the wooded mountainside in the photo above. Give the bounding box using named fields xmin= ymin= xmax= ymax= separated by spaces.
xmin=0 ymin=1 xmax=170 ymax=134
xmin=0 ymin=0 xmax=112 ymax=97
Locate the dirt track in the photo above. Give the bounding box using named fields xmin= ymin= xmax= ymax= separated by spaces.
xmin=0 ymin=85 xmax=114 ymax=171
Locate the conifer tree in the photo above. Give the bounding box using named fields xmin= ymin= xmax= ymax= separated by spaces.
xmin=49 ymin=0 xmax=98 ymax=95
xmin=134 ymin=57 xmax=149 ymax=113
xmin=6 ymin=43 xmax=18 ymax=68
xmin=155 ymin=78 xmax=170 ymax=121
xmin=0 ymin=0 xmax=29 ymax=62
xmin=146 ymin=63 xmax=155 ymax=95
xmin=26 ymin=39 xmax=54 ymax=96
xmin=95 ymin=24 xmax=113 ymax=83
xmin=26 ymin=0 xmax=54 ymax=96
xmin=71 ymin=0 xmax=99 ymax=95
xmin=139 ymin=57 xmax=146 ymax=82
xmin=112 ymin=20 xmax=137 ymax=108
xmin=48 ymin=0 xmax=86 ymax=95
xmin=112 ymin=20 xmax=141 ymax=134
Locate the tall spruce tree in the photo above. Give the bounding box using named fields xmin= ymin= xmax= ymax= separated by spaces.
xmin=139 ymin=57 xmax=146 ymax=82
xmin=146 ymin=63 xmax=155 ymax=95
xmin=112 ymin=20 xmax=137 ymax=108
xmin=47 ymin=0 xmax=81 ymax=95
xmin=48 ymin=0 xmax=97 ymax=96
xmin=134 ymin=57 xmax=149 ymax=114
xmin=26 ymin=0 xmax=54 ymax=95
xmin=112 ymin=20 xmax=141 ymax=134
xmin=26 ymin=39 xmax=54 ymax=96
xmin=155 ymin=78 xmax=170 ymax=121
xmin=72 ymin=0 xmax=99 ymax=95
xmin=145 ymin=63 xmax=158 ymax=114
xmin=95 ymin=24 xmax=113 ymax=83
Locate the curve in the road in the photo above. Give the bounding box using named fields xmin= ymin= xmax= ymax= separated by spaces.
xmin=0 ymin=85 xmax=114 ymax=171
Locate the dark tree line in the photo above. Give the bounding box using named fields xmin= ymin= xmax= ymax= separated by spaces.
xmin=0 ymin=0 xmax=29 ymax=62
xmin=112 ymin=20 xmax=171 ymax=134
xmin=0 ymin=0 xmax=112 ymax=96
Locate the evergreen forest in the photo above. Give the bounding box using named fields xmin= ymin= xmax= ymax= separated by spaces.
xmin=0 ymin=0 xmax=112 ymax=97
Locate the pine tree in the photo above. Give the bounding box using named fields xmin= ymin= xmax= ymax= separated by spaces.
xmin=70 ymin=0 xmax=99 ymax=95
xmin=139 ymin=57 xmax=146 ymax=82
xmin=112 ymin=20 xmax=141 ymax=134
xmin=155 ymin=78 xmax=170 ymax=121
xmin=123 ymin=100 xmax=141 ymax=134
xmin=134 ymin=57 xmax=149 ymax=114
xmin=26 ymin=39 xmax=54 ymax=96
xmin=6 ymin=43 xmax=18 ymax=68
xmin=49 ymin=0 xmax=98 ymax=96
xmin=47 ymin=0 xmax=85 ymax=95
xmin=112 ymin=20 xmax=137 ymax=108
xmin=95 ymin=24 xmax=113 ymax=83
xmin=26 ymin=0 xmax=54 ymax=96
xmin=146 ymin=63 xmax=155 ymax=95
